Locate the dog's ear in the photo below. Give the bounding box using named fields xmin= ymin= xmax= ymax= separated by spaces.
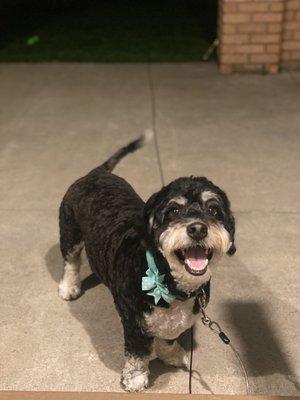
xmin=227 ymin=212 xmax=236 ymax=255
xmin=144 ymin=191 xmax=160 ymax=232
xmin=227 ymin=242 xmax=236 ymax=255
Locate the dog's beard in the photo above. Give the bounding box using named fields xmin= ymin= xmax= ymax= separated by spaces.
xmin=159 ymin=222 xmax=231 ymax=293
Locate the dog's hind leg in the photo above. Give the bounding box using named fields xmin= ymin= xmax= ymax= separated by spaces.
xmin=154 ymin=338 xmax=189 ymax=369
xmin=58 ymin=203 xmax=83 ymax=301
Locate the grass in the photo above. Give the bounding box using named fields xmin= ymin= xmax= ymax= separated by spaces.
xmin=0 ymin=0 xmax=218 ymax=62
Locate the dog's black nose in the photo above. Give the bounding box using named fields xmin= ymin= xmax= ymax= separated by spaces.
xmin=187 ymin=223 xmax=208 ymax=241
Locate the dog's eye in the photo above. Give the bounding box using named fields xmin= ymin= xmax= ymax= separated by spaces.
xmin=207 ymin=205 xmax=220 ymax=218
xmin=167 ymin=207 xmax=180 ymax=218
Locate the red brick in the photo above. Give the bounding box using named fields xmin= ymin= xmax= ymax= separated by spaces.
xmin=237 ymin=23 xmax=266 ymax=33
xmin=221 ymin=54 xmax=249 ymax=64
xmin=268 ymin=23 xmax=282 ymax=33
xmin=289 ymin=51 xmax=300 ymax=60
xmin=283 ymin=41 xmax=300 ymax=50
xmin=266 ymin=44 xmax=281 ymax=53
xmin=285 ymin=21 xmax=300 ymax=30
xmin=220 ymin=24 xmax=237 ymax=34
xmin=282 ymin=50 xmax=291 ymax=60
xmin=285 ymin=10 xmax=296 ymax=20
xmin=251 ymin=33 xmax=281 ymax=43
xmin=223 ymin=3 xmax=238 ymax=13
xmin=235 ymin=64 xmax=264 ymax=72
xmin=283 ymin=31 xmax=294 ymax=40
xmin=282 ymin=50 xmax=300 ymax=60
xmin=222 ymin=34 xmax=250 ymax=44
xmin=286 ymin=1 xmax=300 ymax=11
xmin=253 ymin=13 xmax=283 ymax=22
xmin=222 ymin=0 xmax=260 ymax=2
xmin=223 ymin=13 xmax=251 ymax=24
xmin=270 ymin=3 xmax=285 ymax=13
xmin=250 ymin=54 xmax=279 ymax=63
xmin=282 ymin=60 xmax=300 ymax=68
xmin=222 ymin=44 xmax=265 ymax=54
xmin=238 ymin=2 xmax=269 ymax=13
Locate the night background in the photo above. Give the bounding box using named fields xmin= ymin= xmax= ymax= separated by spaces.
xmin=0 ymin=0 xmax=218 ymax=62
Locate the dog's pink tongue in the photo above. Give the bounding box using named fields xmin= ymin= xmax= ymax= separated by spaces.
xmin=185 ymin=247 xmax=207 ymax=271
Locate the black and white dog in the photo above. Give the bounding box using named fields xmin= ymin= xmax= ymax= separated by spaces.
xmin=58 ymin=133 xmax=236 ymax=392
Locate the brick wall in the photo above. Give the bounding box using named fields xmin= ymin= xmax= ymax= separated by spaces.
xmin=218 ymin=0 xmax=300 ymax=73
xmin=282 ymin=0 xmax=300 ymax=69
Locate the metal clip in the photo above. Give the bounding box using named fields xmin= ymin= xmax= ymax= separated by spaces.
xmin=200 ymin=309 xmax=211 ymax=326
xmin=201 ymin=310 xmax=231 ymax=345
xmin=197 ymin=287 xmax=207 ymax=310
xmin=208 ymin=320 xmax=222 ymax=334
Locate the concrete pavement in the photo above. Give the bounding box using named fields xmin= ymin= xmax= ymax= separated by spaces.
xmin=0 ymin=63 xmax=299 ymax=395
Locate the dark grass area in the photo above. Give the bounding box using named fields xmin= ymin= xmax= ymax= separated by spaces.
xmin=0 ymin=0 xmax=218 ymax=62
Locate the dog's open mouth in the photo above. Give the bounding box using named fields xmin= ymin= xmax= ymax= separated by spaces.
xmin=175 ymin=246 xmax=213 ymax=275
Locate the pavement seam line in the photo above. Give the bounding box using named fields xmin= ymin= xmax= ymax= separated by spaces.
xmin=147 ymin=63 xmax=165 ymax=187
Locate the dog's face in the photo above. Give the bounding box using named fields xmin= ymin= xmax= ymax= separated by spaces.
xmin=144 ymin=177 xmax=236 ymax=292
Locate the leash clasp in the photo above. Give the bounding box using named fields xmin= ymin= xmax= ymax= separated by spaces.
xmin=200 ymin=308 xmax=211 ymax=326
xmin=200 ymin=309 xmax=231 ymax=345
xmin=197 ymin=286 xmax=207 ymax=310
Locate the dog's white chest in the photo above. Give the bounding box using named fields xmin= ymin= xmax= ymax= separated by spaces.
xmin=143 ymin=298 xmax=198 ymax=340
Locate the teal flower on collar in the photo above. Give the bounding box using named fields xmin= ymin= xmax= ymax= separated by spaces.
xmin=142 ymin=251 xmax=175 ymax=305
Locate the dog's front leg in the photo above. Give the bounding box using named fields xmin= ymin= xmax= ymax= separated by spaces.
xmin=155 ymin=338 xmax=189 ymax=368
xmin=121 ymin=323 xmax=153 ymax=392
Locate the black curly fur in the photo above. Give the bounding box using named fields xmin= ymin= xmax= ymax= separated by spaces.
xmin=59 ymin=136 xmax=235 ymax=359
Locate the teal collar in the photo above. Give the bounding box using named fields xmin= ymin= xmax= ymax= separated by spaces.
xmin=142 ymin=251 xmax=175 ymax=305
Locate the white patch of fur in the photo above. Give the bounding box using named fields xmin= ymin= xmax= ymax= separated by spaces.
xmin=201 ymin=190 xmax=218 ymax=203
xmin=159 ymin=222 xmax=210 ymax=292
xmin=168 ymin=196 xmax=187 ymax=206
xmin=154 ymin=338 xmax=189 ymax=368
xmin=121 ymin=355 xmax=149 ymax=392
xmin=142 ymin=129 xmax=154 ymax=145
xmin=159 ymin=221 xmax=230 ymax=292
xmin=143 ymin=298 xmax=198 ymax=340
xmin=58 ymin=242 xmax=84 ymax=301
xmin=148 ymin=214 xmax=154 ymax=231
xmin=205 ymin=223 xmax=231 ymax=264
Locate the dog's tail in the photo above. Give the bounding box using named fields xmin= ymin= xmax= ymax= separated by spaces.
xmin=101 ymin=129 xmax=153 ymax=172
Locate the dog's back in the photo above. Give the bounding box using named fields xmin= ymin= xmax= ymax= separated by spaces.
xmin=58 ymin=132 xmax=152 ymax=298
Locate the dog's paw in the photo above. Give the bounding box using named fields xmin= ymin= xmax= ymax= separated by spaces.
xmin=121 ymin=370 xmax=149 ymax=392
xmin=58 ymin=280 xmax=81 ymax=301
xmin=156 ymin=340 xmax=189 ymax=369
xmin=167 ymin=345 xmax=189 ymax=369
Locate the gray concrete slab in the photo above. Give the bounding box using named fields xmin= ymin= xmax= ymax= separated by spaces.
xmin=150 ymin=63 xmax=300 ymax=213
xmin=0 ymin=63 xmax=161 ymax=209
xmin=0 ymin=63 xmax=299 ymax=396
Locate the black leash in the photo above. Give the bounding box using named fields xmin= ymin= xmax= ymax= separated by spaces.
xmin=188 ymin=301 xmax=250 ymax=395
xmin=189 ymin=326 xmax=194 ymax=394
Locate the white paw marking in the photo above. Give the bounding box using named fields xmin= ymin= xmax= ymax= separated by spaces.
xmin=58 ymin=280 xmax=81 ymax=300
xmin=121 ymin=370 xmax=149 ymax=392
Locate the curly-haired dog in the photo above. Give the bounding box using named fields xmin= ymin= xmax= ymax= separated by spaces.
xmin=58 ymin=133 xmax=236 ymax=392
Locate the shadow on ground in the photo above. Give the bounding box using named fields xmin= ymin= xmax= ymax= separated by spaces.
xmin=45 ymin=243 xmax=299 ymax=394
xmin=216 ymin=255 xmax=300 ymax=394
xmin=222 ymin=300 xmax=300 ymax=394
